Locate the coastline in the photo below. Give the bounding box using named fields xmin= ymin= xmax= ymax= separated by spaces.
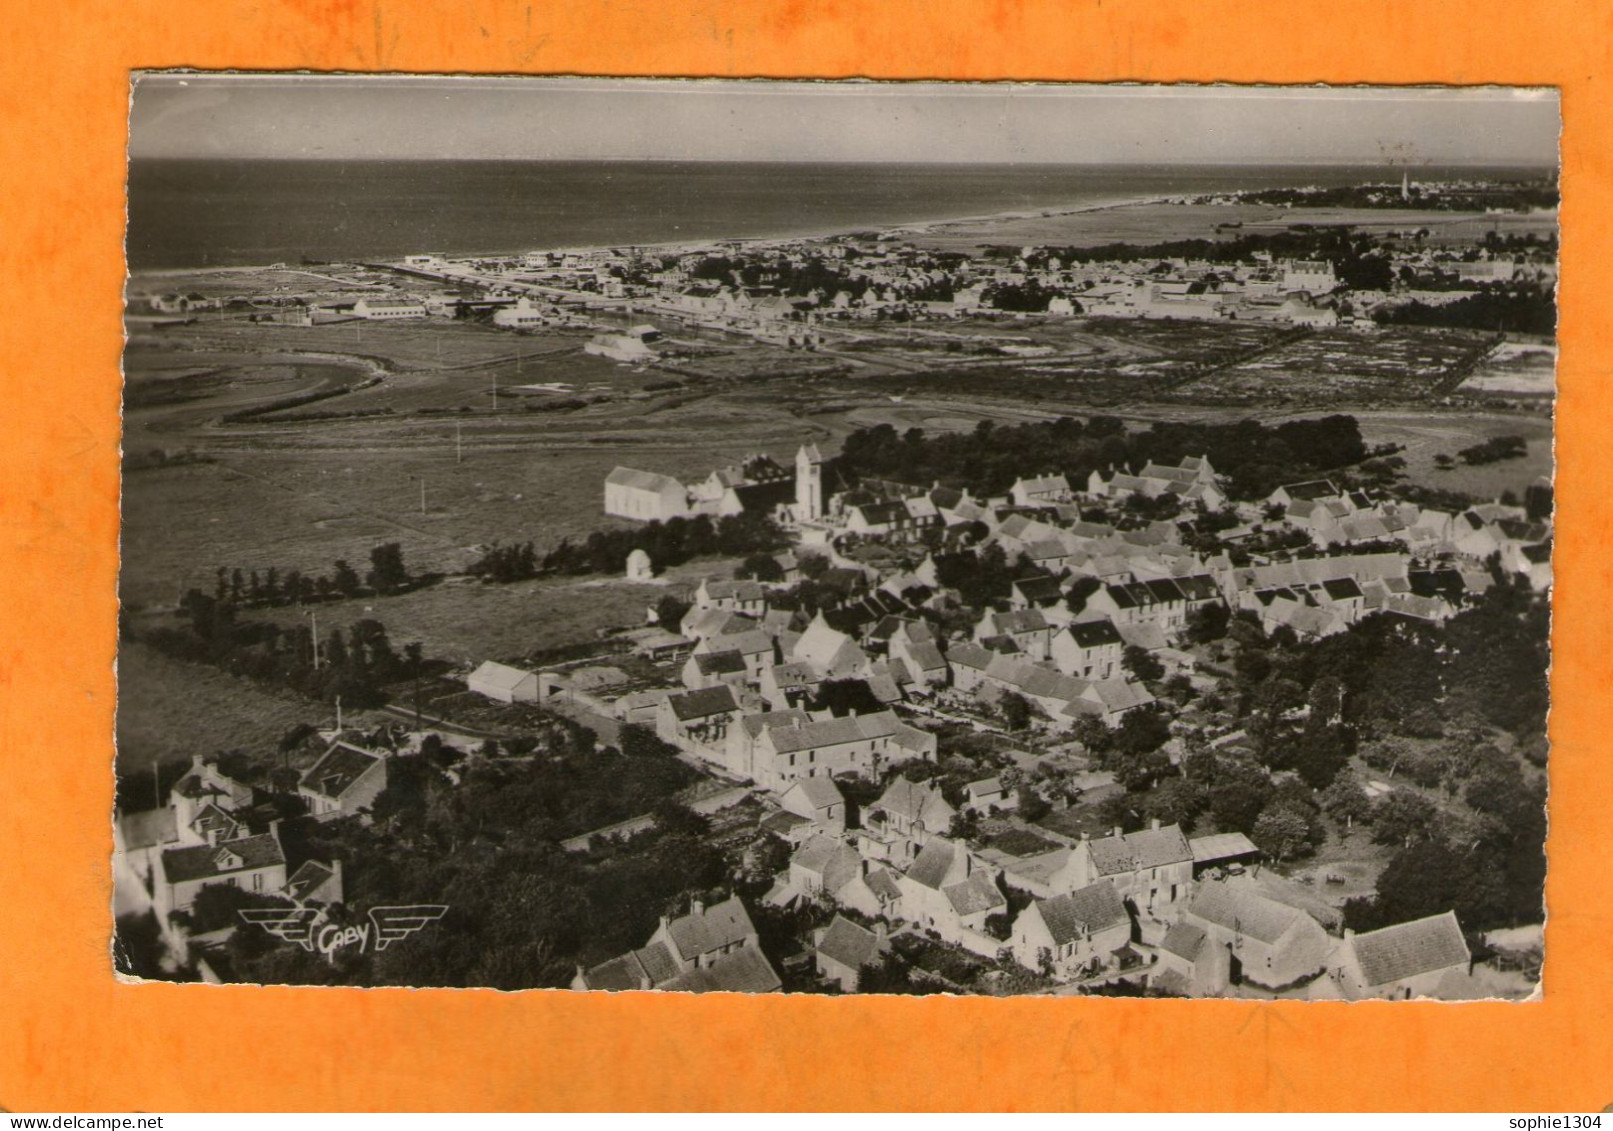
xmin=126 ymin=193 xmax=1178 ymax=281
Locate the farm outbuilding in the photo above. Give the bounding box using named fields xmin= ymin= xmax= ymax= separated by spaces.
xmin=466 ymin=660 xmax=540 ymax=703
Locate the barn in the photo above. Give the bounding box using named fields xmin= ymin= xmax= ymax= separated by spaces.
xmin=466 ymin=660 xmax=541 ymax=703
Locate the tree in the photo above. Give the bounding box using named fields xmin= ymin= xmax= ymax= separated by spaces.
xmin=1251 ymin=805 xmax=1314 ymax=863
xmin=1206 ymin=759 xmax=1274 ymax=835
xmin=654 ymin=593 xmax=691 ymax=630
xmin=1293 ymin=723 xmax=1355 ymax=790
xmin=1111 ymin=705 xmax=1171 ymax=756
xmin=1368 ymin=791 xmax=1439 ymax=848
xmin=999 ymin=691 xmax=1034 ymax=732
xmin=735 ymin=553 xmax=784 ymax=582
xmin=367 ymin=542 xmax=410 ymax=595
xmin=1320 ymin=773 xmax=1373 ymax=831
xmin=1064 ymin=576 xmax=1103 ymax=616
xmin=1067 ymin=712 xmax=1112 ymax=753
xmin=1016 ymin=783 xmax=1051 ymax=823
xmin=1113 ymin=747 xmax=1172 ymax=793
xmin=1122 ymin=645 xmax=1165 ymax=684
xmin=1161 ymin=674 xmax=1195 ymax=705
xmin=1141 ymin=776 xmax=1207 ymax=831
xmin=1184 ymin=602 xmax=1230 ymax=644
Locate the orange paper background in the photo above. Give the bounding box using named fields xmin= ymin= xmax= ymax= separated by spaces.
xmin=0 ymin=0 xmax=1608 ymax=1112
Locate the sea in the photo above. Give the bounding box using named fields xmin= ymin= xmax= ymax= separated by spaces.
xmin=126 ymin=159 xmax=1548 ymax=272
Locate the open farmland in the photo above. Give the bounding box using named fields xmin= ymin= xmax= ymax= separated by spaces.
xmin=115 ymin=639 xmax=316 ymax=774
xmin=1177 ymin=327 xmax=1496 ymax=404
xmin=206 ymin=553 xmax=737 ymax=668
xmin=131 ymin=316 xmax=580 ymax=375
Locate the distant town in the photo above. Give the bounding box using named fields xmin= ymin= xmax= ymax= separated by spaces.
xmin=116 ymin=172 xmax=1552 ymax=999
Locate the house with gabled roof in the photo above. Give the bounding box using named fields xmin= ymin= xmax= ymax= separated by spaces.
xmin=1152 ymin=920 xmax=1217 ymax=996
xmin=1050 ymin=820 xmax=1193 ymax=914
xmin=899 ymin=837 xmax=1008 ymax=954
xmin=681 ymin=647 xmax=750 ymax=690
xmin=1050 ymin=618 xmax=1124 ymax=681
xmin=751 ymin=709 xmax=934 ymax=792
xmin=787 ymin=834 xmax=866 ymax=902
xmin=692 ymin=628 xmax=777 ymax=683
xmin=963 ymin=776 xmax=1014 ymax=816
xmin=814 ymin=915 xmax=889 ymax=991
xmin=298 ymin=741 xmax=389 ymax=821
xmin=1082 ymin=577 xmax=1190 ymax=633
xmin=1179 ymin=879 xmax=1332 ymax=993
xmin=888 ymin=621 xmax=948 ymax=688
xmin=1333 ymin=911 xmax=1472 ymax=1000
xmin=572 ymin=895 xmax=781 ymax=993
xmin=1061 ymin=676 xmax=1158 ymax=724
xmin=1010 ymin=473 xmax=1072 ymax=507
xmin=680 ymin=606 xmax=759 ymax=641
xmin=860 ymin=777 xmax=956 ymax=865
xmin=778 ymin=776 xmax=847 ymax=835
xmin=168 ymin=755 xmax=254 ymax=842
xmin=655 ymin=684 xmax=742 ymax=754
xmin=1011 ymin=880 xmax=1132 ymax=979
xmin=283 ymin=858 xmax=344 ymax=906
xmin=759 ymin=661 xmax=821 ymax=710
xmin=154 ymin=821 xmax=289 ymax=921
xmin=694 ymin=577 xmax=769 ymax=616
xmin=1009 ymin=575 xmax=1066 ymax=614
xmin=975 ymin=608 xmax=1055 ymax=661
xmin=791 ymin=611 xmax=872 ymax=680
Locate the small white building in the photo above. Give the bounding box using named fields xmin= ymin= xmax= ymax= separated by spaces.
xmin=352 ymin=298 xmax=428 ymax=320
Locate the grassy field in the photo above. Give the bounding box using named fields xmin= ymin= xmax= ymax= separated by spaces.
xmin=1351 ymin=409 xmax=1554 ymax=499
xmin=115 ymin=639 xmax=317 ymax=774
xmin=245 ymin=561 xmax=721 ymax=667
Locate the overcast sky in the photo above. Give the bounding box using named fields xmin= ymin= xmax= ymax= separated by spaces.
xmin=129 ymin=76 xmax=1560 ymax=166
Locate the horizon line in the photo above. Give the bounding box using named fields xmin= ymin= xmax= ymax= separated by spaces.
xmin=128 ymin=154 xmax=1559 ymax=169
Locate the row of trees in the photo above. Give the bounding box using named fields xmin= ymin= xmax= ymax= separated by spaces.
xmin=541 ymin=512 xmax=786 ymax=577
xmin=208 ymin=543 xmax=414 ymax=608
xmin=1374 ymin=284 xmax=1556 ymax=336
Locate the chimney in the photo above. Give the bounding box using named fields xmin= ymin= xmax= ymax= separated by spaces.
xmin=1112 ymin=826 xmax=1123 ymax=839
xmin=690 ymin=898 xmax=705 ymax=919
xmin=1343 ymin=928 xmax=1355 ymax=941
xmin=1150 ymin=817 xmax=1161 ymax=831
xmin=874 ymin=922 xmax=888 ymax=945
xmin=658 ymin=914 xmax=670 ymax=935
